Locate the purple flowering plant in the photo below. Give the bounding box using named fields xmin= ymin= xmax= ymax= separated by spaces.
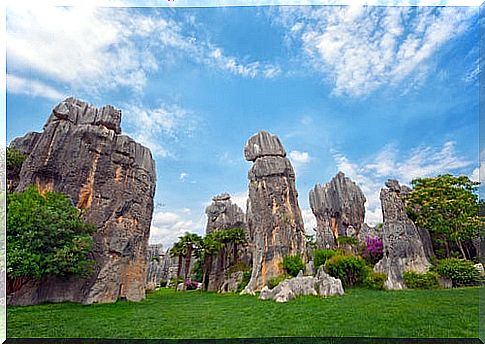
xmin=362 ymin=236 xmax=383 ymax=265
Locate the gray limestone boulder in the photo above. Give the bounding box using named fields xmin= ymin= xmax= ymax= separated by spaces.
xmin=242 ymin=131 xmax=306 ymax=294
xmin=7 ymin=97 xmax=156 ymax=305
xmin=374 ymin=180 xmax=431 ymax=290
xmin=309 ymin=172 xmax=366 ymax=249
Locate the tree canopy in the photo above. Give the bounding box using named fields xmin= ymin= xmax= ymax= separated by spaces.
xmin=404 ymin=174 xmax=480 ymax=259
xmin=7 ymin=186 xmax=95 ymax=283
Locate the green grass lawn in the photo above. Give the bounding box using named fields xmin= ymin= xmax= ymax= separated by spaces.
xmin=7 ymin=287 xmax=480 ymax=339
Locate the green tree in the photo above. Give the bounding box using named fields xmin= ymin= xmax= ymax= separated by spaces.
xmin=169 ymin=241 xmax=185 ymax=291
xmin=7 ymin=186 xmax=95 ymax=294
xmin=405 ymin=174 xmax=480 ymax=259
xmin=178 ymin=232 xmax=203 ymax=290
xmin=226 ymin=227 xmax=247 ymax=262
xmin=200 ymin=233 xmax=222 ymax=291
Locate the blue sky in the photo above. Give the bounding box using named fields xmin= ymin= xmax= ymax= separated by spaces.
xmin=5 ymin=4 xmax=481 ymax=248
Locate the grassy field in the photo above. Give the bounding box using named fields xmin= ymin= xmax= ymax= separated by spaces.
xmin=8 ymin=287 xmax=481 ymax=339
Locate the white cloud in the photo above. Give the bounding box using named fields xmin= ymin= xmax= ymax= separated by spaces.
xmin=333 ymin=141 xmax=473 ymax=225
xmin=7 ymin=6 xmax=281 ymax=100
xmin=276 ymin=6 xmax=476 ymax=97
xmin=149 ymin=209 xmax=206 ymax=248
xmin=289 ymin=150 xmax=311 ymax=174
xmin=301 ymin=207 xmax=317 ymax=234
xmin=179 ymin=172 xmax=189 ymax=182
xmin=123 ymin=102 xmax=196 ymax=158
xmin=230 ymin=191 xmax=248 ymax=212
xmin=7 ymin=74 xmax=65 ymax=101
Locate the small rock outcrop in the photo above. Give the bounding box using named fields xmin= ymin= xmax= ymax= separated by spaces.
xmin=309 ymin=172 xmax=366 ymax=248
xmin=259 ymin=268 xmax=344 ymax=302
xmin=219 ymin=271 xmax=244 ymax=293
xmin=374 ymin=180 xmax=431 ymax=290
xmin=242 ymin=131 xmax=306 ymax=294
xmin=205 ymin=193 xmax=248 ymax=292
xmin=8 ymin=97 xmax=156 ymax=305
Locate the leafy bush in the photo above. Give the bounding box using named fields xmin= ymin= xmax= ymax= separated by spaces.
xmin=191 ymin=259 xmax=203 ymax=282
xmin=7 ymin=186 xmax=95 ymax=285
xmin=227 ymin=261 xmax=250 ymax=275
xmin=6 ymin=147 xmax=26 ymax=169
xmin=336 ymin=236 xmax=358 ymax=246
xmin=434 ymin=258 xmax=480 ymax=287
xmin=282 ymin=255 xmax=305 ymax=277
xmin=314 ymin=249 xmax=338 ymax=268
xmin=361 ymin=236 xmax=384 ymax=266
xmin=363 ymin=271 xmax=387 ymax=290
xmin=185 ymin=280 xmax=199 ymax=290
xmin=236 ymin=271 xmax=251 ymax=293
xmin=324 ymin=254 xmax=368 ymax=287
xmin=268 ymin=274 xmax=290 ymax=289
xmin=403 ymin=271 xmax=439 ymax=289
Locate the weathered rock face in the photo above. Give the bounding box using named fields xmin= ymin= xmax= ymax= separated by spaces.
xmin=358 ymin=224 xmax=383 ymax=244
xmin=206 ymin=193 xmax=246 ymax=234
xmin=374 ymin=180 xmax=431 ymax=290
xmin=309 ymin=172 xmax=366 ymax=249
xmin=242 ymin=131 xmax=306 ymax=294
xmin=146 ymin=244 xmax=165 ymax=291
xmin=205 ymin=193 xmax=248 ymax=292
xmin=259 ymin=268 xmax=344 ymax=302
xmin=8 ymin=97 xmax=156 ymax=305
xmin=417 ymin=227 xmax=435 ymax=261
xmin=219 ymin=271 xmax=244 ymax=293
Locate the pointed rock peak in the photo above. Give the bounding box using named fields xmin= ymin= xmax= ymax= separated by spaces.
xmin=384 ymin=179 xmax=412 ymax=195
xmin=49 ymin=97 xmax=122 ymax=134
xmin=244 ymin=130 xmax=286 ymax=162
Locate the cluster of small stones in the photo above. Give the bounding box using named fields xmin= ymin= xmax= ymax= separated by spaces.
xmin=8 ymin=98 xmax=156 ymax=305
xmin=259 ymin=268 xmax=344 ymax=302
xmin=242 ymin=131 xmax=306 ymax=294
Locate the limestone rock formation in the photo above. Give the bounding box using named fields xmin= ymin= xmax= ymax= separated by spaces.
xmin=205 ymin=193 xmax=248 ymax=291
xmin=374 ymin=180 xmax=431 ymax=290
xmin=219 ymin=271 xmax=244 ymax=293
xmin=358 ymin=224 xmax=383 ymax=244
xmin=417 ymin=227 xmax=435 ymax=261
xmin=206 ymin=193 xmax=246 ymax=234
xmin=242 ymin=131 xmax=306 ymax=294
xmin=145 ymin=244 xmax=165 ymax=291
xmin=309 ymin=172 xmax=366 ymax=248
xmin=8 ymin=97 xmax=156 ymax=305
xmin=259 ymin=267 xmax=344 ymax=302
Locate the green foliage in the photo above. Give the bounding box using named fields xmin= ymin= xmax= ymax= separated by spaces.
xmin=336 ymin=236 xmax=358 ymax=246
xmin=7 ymin=186 xmax=95 ymax=279
xmin=227 ymin=261 xmax=250 ymax=275
xmin=282 ymin=255 xmax=305 ymax=277
xmin=403 ymin=271 xmax=439 ymax=289
xmin=314 ymin=249 xmax=338 ymax=268
xmin=434 ymin=258 xmax=480 ymax=287
xmin=192 ymin=259 xmax=203 ymax=282
xmin=268 ymin=274 xmax=291 ymax=289
xmin=405 ymin=174 xmax=480 ymax=259
xmin=236 ymin=271 xmax=251 ymax=293
xmin=324 ymin=254 xmax=368 ymax=287
xmin=6 ymin=147 xmax=26 ymax=170
xmin=363 ymin=271 xmax=387 ymax=290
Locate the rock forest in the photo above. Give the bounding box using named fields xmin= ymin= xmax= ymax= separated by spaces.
xmin=6 ymin=98 xmax=483 ymax=308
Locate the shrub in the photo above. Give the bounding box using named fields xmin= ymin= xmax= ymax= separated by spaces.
xmin=403 ymin=271 xmax=439 ymax=289
xmin=268 ymin=274 xmax=290 ymax=289
xmin=236 ymin=271 xmax=251 ymax=293
xmin=227 ymin=261 xmax=250 ymax=275
xmin=434 ymin=258 xmax=480 ymax=287
xmin=191 ymin=259 xmax=203 ymax=282
xmin=363 ymin=271 xmax=387 ymax=290
xmin=361 ymin=236 xmax=383 ymax=266
xmin=185 ymin=280 xmax=199 ymax=290
xmin=6 ymin=147 xmax=26 ymax=169
xmin=336 ymin=236 xmax=358 ymax=246
xmin=314 ymin=249 xmax=338 ymax=268
xmin=282 ymin=255 xmax=305 ymax=277
xmin=324 ymin=254 xmax=368 ymax=287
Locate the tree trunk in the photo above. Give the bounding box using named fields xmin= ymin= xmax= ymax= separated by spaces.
xmin=233 ymin=243 xmax=238 ymax=263
xmin=205 ymin=255 xmax=213 ymax=291
xmin=183 ymin=246 xmax=193 ymax=291
xmin=175 ymin=255 xmax=183 ymax=291
xmin=444 ymin=237 xmax=451 ymax=258
xmin=456 ymin=239 xmax=467 ymax=260
xmin=7 ymin=276 xmax=32 ymax=295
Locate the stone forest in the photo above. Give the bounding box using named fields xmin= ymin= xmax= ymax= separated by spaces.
xmin=5 ymin=98 xmax=483 ymax=338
